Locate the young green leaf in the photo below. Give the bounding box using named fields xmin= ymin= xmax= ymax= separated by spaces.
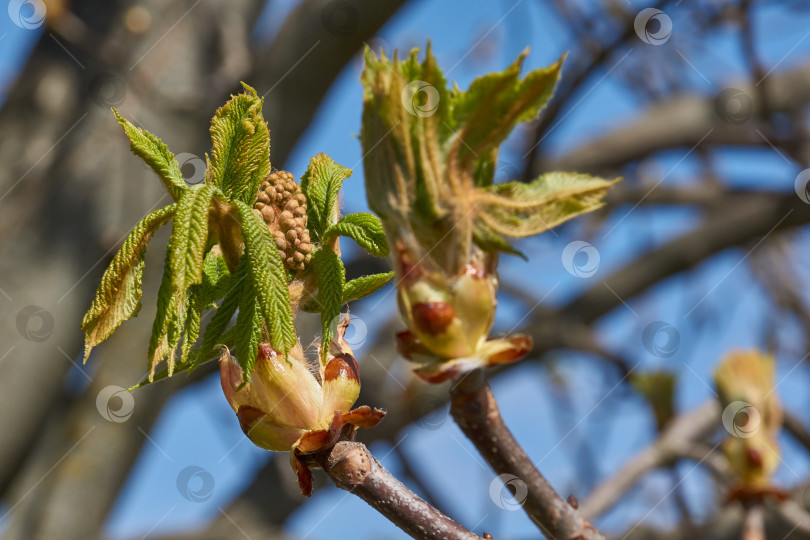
xmin=189 ymin=262 xmax=245 ymax=373
xmin=343 ymin=271 xmax=394 ymax=303
xmin=112 ymin=109 xmax=188 ymax=201
xmin=180 ymin=284 xmax=204 ymax=365
xmin=324 ymin=212 xmax=389 ymax=257
xmin=234 ymin=201 xmax=296 ymax=353
xmin=475 ymin=173 xmax=620 ymax=237
xmin=169 ymin=184 xmax=216 ymax=294
xmin=148 ymin=245 xmax=182 ymax=380
xmin=312 ymin=248 xmax=346 ymax=362
xmin=81 ymin=204 xmax=176 ymax=361
xmin=200 ymin=252 xmax=233 ymax=307
xmin=209 ymin=83 xmax=271 ymax=205
xmin=472 ymin=221 xmax=527 ymax=259
xmin=178 ymin=253 xmax=233 ymax=367
xmin=450 ymin=52 xmax=564 ymax=165
xmin=300 ymin=153 xmax=352 ymax=240
xmin=131 ymin=327 xmax=236 ymax=390
xmin=234 ymin=280 xmax=263 ymax=382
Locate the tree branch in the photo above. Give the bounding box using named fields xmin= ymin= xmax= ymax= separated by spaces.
xmin=310 ymin=441 xmax=483 ymax=540
xmin=540 ymin=63 xmax=810 ymax=175
xmin=742 ymin=503 xmax=765 ymax=540
xmin=450 ymin=370 xmax=604 ymax=540
xmin=579 ymin=401 xmax=722 ymax=521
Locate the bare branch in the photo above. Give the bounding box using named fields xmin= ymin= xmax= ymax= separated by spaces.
xmin=579 ymin=401 xmax=721 ymax=521
xmin=310 ymin=441 xmax=484 ymax=540
xmin=775 ymin=499 xmax=810 ymax=536
xmin=450 ymin=370 xmax=604 ymax=540
xmin=742 ymin=503 xmax=765 ymax=540
xmin=541 ymin=63 xmax=810 ymax=175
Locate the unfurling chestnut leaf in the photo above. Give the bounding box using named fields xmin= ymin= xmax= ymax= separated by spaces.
xmin=361 ymin=44 xmax=620 ymax=382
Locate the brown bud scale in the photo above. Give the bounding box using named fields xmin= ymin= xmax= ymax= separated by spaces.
xmin=412 ymin=302 xmax=456 ymax=336
xmin=324 ymin=352 xmax=360 ymax=382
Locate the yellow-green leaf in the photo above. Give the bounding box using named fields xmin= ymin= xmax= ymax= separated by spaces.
xmin=324 ymin=212 xmax=389 ymax=257
xmin=342 ymin=272 xmax=393 ymax=303
xmin=209 ymin=83 xmax=271 ymax=205
xmin=234 ymin=279 xmax=262 ymax=382
xmin=148 ymin=244 xmax=182 ymax=380
xmin=300 ymin=153 xmax=352 ymax=240
xmin=234 ymin=201 xmax=296 ymax=353
xmin=81 ymin=204 xmax=175 ymax=361
xmin=169 ymin=184 xmax=216 ymax=294
xmin=113 ymin=109 xmax=187 ymax=201
xmin=312 ymin=248 xmax=345 ymax=363
xmin=451 ymin=52 xmax=564 ymax=165
xmin=475 ymin=173 xmax=620 ymax=237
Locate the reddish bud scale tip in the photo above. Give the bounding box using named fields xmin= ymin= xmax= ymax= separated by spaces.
xmin=324 ymin=353 xmax=360 ymax=383
xmin=292 ymin=455 xmax=313 ymax=497
xmin=488 ymin=336 xmax=533 ymax=365
xmin=394 ymin=241 xmax=423 ymax=283
xmin=567 ymin=494 xmax=580 ymax=509
xmin=414 ymin=365 xmax=460 ymax=384
xmin=236 ymin=405 xmax=265 ymax=436
xmin=341 ymin=406 xmax=386 ymax=429
xmin=258 ymin=343 xmax=278 ymax=359
xmin=395 ymin=330 xmax=422 ymax=359
xmin=412 ymin=302 xmax=456 ymax=336
xmin=295 ymin=413 xmax=344 ymax=454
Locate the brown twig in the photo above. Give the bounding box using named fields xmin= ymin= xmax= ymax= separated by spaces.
xmin=742 ymin=503 xmax=765 ymax=540
xmin=310 ymin=441 xmax=483 ymax=540
xmin=579 ymin=401 xmax=722 ymax=521
xmin=775 ymin=499 xmax=810 ymax=536
xmin=450 ymin=370 xmax=604 ymax=540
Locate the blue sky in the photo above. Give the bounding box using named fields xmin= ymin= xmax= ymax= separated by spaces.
xmin=3 ymin=1 xmax=810 ymax=538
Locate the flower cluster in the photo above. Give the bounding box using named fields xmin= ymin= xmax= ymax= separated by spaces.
xmin=254 ymin=170 xmax=315 ymax=272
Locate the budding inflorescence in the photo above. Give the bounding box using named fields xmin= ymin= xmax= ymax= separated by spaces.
xmin=254 ymin=171 xmax=314 ymax=272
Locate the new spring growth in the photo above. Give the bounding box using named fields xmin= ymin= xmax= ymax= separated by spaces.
xmin=81 ymin=85 xmax=392 ymax=388
xmin=714 ymin=349 xmax=784 ymax=501
xmin=220 ymin=317 xmax=384 ymax=496
xmin=361 ymin=44 xmax=619 ymax=382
